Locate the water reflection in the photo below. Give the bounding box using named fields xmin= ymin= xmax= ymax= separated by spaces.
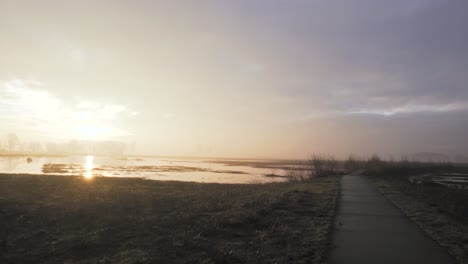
xmin=0 ymin=155 xmax=291 ymax=184
xmin=84 ymin=155 xmax=94 ymax=179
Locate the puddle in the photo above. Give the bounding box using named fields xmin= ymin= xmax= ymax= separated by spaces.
xmin=409 ymin=173 xmax=468 ymax=190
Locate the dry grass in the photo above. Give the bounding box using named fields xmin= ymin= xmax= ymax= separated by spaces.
xmin=372 ymin=178 xmax=468 ymax=264
xmin=0 ymin=174 xmax=339 ymax=264
xmin=350 ymin=156 xmax=468 ymax=263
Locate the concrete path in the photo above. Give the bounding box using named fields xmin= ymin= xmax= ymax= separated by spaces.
xmin=328 ymin=170 xmax=454 ymax=264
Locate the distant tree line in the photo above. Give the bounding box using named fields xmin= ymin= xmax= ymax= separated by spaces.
xmin=0 ymin=133 xmax=128 ymax=156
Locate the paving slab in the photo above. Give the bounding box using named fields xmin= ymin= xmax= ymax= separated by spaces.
xmin=328 ymin=171 xmax=455 ymax=264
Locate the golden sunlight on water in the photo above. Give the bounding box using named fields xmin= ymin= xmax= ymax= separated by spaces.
xmin=84 ymin=155 xmax=94 ymax=179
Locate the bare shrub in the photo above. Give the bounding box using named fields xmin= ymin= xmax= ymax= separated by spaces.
xmin=309 ymin=154 xmax=340 ymax=177
xmin=344 ymin=154 xmax=361 ymax=173
xmin=285 ymin=168 xmax=308 ymax=182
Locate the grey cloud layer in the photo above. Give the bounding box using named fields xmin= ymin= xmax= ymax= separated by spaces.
xmin=0 ymin=0 xmax=467 ymax=156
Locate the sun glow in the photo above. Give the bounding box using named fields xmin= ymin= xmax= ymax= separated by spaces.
xmin=0 ymin=80 xmax=134 ymax=142
xmin=84 ymin=155 xmax=94 ymax=179
xmin=74 ymin=124 xmax=109 ymax=139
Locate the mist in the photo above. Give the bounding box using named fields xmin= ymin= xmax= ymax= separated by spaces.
xmin=1 ymin=0 xmax=467 ymax=159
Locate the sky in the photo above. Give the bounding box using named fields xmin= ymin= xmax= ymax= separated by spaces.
xmin=0 ymin=0 xmax=467 ymax=158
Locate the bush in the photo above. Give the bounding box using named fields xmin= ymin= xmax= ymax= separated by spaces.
xmin=286 ymin=154 xmax=343 ymax=182
xmin=308 ymin=154 xmax=339 ymax=177
xmin=343 ymin=154 xmax=364 ymax=173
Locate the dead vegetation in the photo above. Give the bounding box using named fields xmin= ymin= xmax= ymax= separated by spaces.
xmin=285 ymin=154 xmax=344 ymax=182
xmin=374 ymin=179 xmax=468 ymax=264
xmin=361 ymin=156 xmax=468 ymax=264
xmin=0 ymin=173 xmax=339 ymax=264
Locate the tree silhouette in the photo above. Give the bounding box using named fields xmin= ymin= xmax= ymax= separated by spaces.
xmin=8 ymin=133 xmax=19 ymax=152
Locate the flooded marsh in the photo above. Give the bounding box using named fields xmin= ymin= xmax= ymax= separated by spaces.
xmin=0 ymin=155 xmax=298 ymax=184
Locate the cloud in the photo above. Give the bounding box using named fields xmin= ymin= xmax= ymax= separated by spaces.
xmin=0 ymin=79 xmax=135 ymax=140
xmin=76 ymin=101 xmax=100 ymax=109
xmin=348 ymin=102 xmax=468 ymax=116
xmin=0 ymin=1 xmax=467 ymax=157
xmin=162 ymin=113 xmax=176 ymax=120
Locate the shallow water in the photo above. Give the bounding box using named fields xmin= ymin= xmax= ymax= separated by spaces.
xmin=0 ymin=155 xmax=289 ymax=184
xmin=409 ymin=173 xmax=468 ymax=189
